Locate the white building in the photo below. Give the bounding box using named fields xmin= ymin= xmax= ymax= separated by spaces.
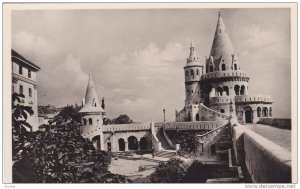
xmin=12 ymin=49 xmax=41 ymax=131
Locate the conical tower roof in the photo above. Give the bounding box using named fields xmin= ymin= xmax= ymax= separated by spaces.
xmin=80 ymin=74 xmax=104 ymax=113
xmin=209 ymin=12 xmax=236 ymax=69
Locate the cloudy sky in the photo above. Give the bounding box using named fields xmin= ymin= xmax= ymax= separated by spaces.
xmin=11 ymin=8 xmax=291 ymax=122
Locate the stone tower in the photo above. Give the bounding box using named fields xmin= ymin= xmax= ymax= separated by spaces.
xmin=183 ymin=41 xmax=204 ymax=121
xmin=79 ymin=74 xmax=105 ymax=151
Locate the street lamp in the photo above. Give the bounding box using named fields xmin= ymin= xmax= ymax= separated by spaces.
xmin=163 ymin=108 xmax=166 ymax=122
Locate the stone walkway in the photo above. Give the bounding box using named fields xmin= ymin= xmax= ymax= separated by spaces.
xmin=245 ymin=124 xmax=291 ymax=151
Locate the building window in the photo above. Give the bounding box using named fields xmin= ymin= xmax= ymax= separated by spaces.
xmin=19 ymin=65 xmax=23 ymax=75
xmin=196 ymin=69 xmax=199 ymax=75
xmin=83 ymin=118 xmax=87 ymax=125
xmin=185 ymin=70 xmax=188 ymax=77
xmin=221 ymin=64 xmax=225 ymax=71
xmin=220 ymin=109 xmax=225 ymax=113
xmin=29 ymin=88 xmax=32 ymax=97
xmin=209 ymin=66 xmax=213 ymax=72
xmin=234 ymin=64 xmax=237 ymax=70
xmin=19 ymin=85 xmax=23 ymax=95
xmin=28 ymin=70 xmax=31 ymax=78
xmin=89 ymin=118 xmax=93 ymax=125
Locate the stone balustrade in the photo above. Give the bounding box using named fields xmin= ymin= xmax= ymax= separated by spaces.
xmin=161 ymin=120 xmax=225 ymax=130
xmin=210 ymin=96 xmax=235 ymax=105
xmin=234 ymin=94 xmax=273 ymax=104
xmin=102 ymin=123 xmax=151 ymax=132
xmin=200 ymin=103 xmax=230 ymax=120
xmin=201 ymin=70 xmax=249 ymax=80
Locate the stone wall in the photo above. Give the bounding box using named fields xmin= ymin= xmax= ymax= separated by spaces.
xmin=232 ymin=126 xmax=291 ymax=183
xmin=258 ymin=118 xmax=291 ymax=129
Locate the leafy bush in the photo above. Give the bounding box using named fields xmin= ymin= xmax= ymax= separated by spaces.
xmin=12 ymin=94 xmax=127 ymax=183
xmin=176 ymin=131 xmax=199 ymax=156
xmin=149 ymin=158 xmax=188 ymax=183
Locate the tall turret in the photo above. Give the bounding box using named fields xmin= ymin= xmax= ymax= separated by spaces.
xmin=79 ymin=74 xmax=105 ymax=150
xmin=206 ymin=12 xmax=240 ymax=73
xmin=184 ymin=41 xmax=204 ymax=106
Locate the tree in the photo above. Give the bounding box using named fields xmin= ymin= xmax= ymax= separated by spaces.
xmin=150 ymin=158 xmax=188 ymax=183
xmin=12 ymin=96 xmax=127 ymax=183
xmin=12 ymin=93 xmax=34 ymax=160
xmin=176 ymin=131 xmax=200 ymax=156
xmin=104 ymin=114 xmax=133 ymax=125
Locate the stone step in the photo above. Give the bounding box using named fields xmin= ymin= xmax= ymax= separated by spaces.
xmin=206 ymin=177 xmax=240 ymax=183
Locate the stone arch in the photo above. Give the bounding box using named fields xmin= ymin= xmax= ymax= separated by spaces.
xmin=92 ymin=135 xmax=101 ymax=151
xmin=223 ymin=86 xmax=229 ymax=96
xmin=216 ymin=86 xmax=224 ymax=96
xmin=257 ymin=107 xmax=262 ymax=117
xmin=269 ymin=107 xmax=272 ymax=117
xmin=196 ymin=113 xmax=200 ymax=121
xmin=234 ymin=85 xmax=240 ymax=95
xmin=83 ymin=118 xmax=87 ymax=125
xmin=185 ymin=70 xmax=189 ymax=77
xmin=139 ymin=137 xmax=148 ymax=150
xmin=209 ymin=66 xmax=214 ymax=72
xmin=221 ymin=64 xmax=226 ymax=71
xmin=234 ymin=64 xmax=237 ymax=70
xmin=89 ymin=118 xmax=93 ymax=125
xmin=240 ymin=85 xmax=245 ymax=95
xmin=263 ymin=107 xmax=268 ymax=117
xmin=211 ymin=144 xmax=216 ymax=154
xmin=118 ymin=138 xmax=125 ymax=151
xmin=244 ymin=106 xmax=253 ymax=123
xmin=128 ymin=136 xmax=138 ymax=150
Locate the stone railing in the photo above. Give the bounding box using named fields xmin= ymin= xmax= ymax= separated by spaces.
xmin=201 ymin=70 xmax=249 ymax=80
xmin=151 ymin=122 xmax=162 ymax=153
xmin=234 ymin=94 xmax=273 ymax=104
xmin=232 ymin=125 xmax=291 ymax=183
xmin=102 ymin=123 xmax=151 ymax=132
xmin=162 ymin=129 xmax=176 ymax=149
xmin=80 ymin=125 xmax=102 ymax=138
xmin=162 ymin=121 xmax=226 ymax=131
xmin=209 ymin=96 xmax=235 ymax=105
xmin=258 ymin=118 xmax=291 ymax=129
xmin=196 ymin=123 xmax=229 ymax=144
xmin=200 ymin=103 xmax=230 ymax=120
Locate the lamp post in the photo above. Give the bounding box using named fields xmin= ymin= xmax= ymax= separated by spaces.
xmin=163 ymin=108 xmax=166 ymax=122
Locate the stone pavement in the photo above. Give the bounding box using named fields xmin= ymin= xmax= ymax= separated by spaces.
xmin=245 ymin=124 xmax=291 ymax=151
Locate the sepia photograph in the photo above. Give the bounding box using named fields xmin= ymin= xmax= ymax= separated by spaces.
xmin=2 ymin=2 xmax=297 ymax=185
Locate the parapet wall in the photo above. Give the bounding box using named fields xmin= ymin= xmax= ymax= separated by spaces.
xmin=232 ymin=126 xmax=291 ymax=183
xmin=258 ymin=118 xmax=291 ymax=129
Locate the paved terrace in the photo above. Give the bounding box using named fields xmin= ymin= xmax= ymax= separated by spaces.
xmin=245 ymin=124 xmax=291 ymax=151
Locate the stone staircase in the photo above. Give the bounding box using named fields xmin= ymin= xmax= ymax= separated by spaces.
xmin=155 ymin=128 xmax=177 ymax=158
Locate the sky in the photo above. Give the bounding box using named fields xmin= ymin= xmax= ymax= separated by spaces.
xmin=11 ymin=8 xmax=291 ymax=122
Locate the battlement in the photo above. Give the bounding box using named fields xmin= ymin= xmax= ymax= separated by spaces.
xmin=210 ymin=96 xmax=235 ymax=105
xmin=235 ymin=94 xmax=273 ymax=104
xmin=201 ymin=70 xmax=249 ymax=81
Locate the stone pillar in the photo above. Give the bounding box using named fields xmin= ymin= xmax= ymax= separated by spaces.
xmin=125 ymin=141 xmax=128 ymax=151
xmin=138 ymin=140 xmax=141 ymax=151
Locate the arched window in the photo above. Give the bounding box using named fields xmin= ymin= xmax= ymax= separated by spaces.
xmin=234 ymin=85 xmax=240 ymax=95
xmin=190 ymin=69 xmax=194 ymax=75
xmin=221 ymin=64 xmax=226 ymax=71
xmin=234 ymin=64 xmax=237 ymax=70
xmin=257 ymin=107 xmax=261 ymax=117
xmin=95 ymin=103 xmax=97 ymax=107
xmin=83 ymin=118 xmax=87 ymax=125
xmin=196 ymin=114 xmax=200 ymax=121
xmin=196 ymin=69 xmax=199 ymax=75
xmin=185 ymin=70 xmax=189 ymax=77
xmin=223 ymin=86 xmax=229 ymax=96
xmin=209 ymin=66 xmax=214 ymax=72
xmin=240 ymin=85 xmax=245 ymax=95
xmin=216 ymin=86 xmax=223 ymax=96
xmin=89 ymin=118 xmax=93 ymax=125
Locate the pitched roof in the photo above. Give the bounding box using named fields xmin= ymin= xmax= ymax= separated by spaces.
xmin=11 ymin=49 xmax=41 ymax=71
xmin=209 ymin=12 xmax=235 ymax=67
xmin=79 ymin=75 xmax=104 ymax=113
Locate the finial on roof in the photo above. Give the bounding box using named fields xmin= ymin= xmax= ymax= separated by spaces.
xmin=190 ymin=39 xmax=194 ymax=48
xmin=218 ymin=10 xmax=222 ymax=18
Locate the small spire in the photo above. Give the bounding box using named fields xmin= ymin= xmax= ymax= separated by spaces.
xmin=190 ymin=39 xmax=194 ymax=48
xmin=218 ymin=10 xmax=222 ymax=18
